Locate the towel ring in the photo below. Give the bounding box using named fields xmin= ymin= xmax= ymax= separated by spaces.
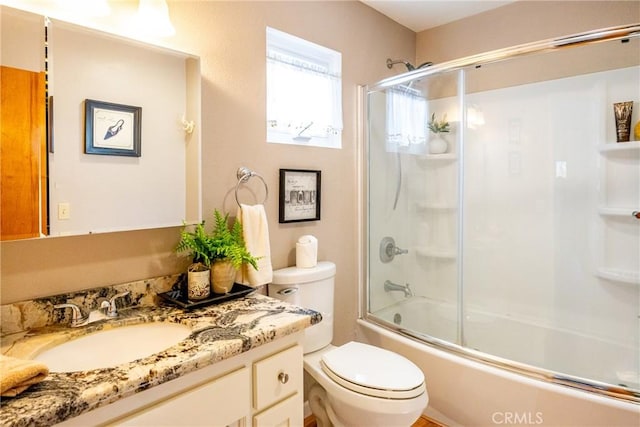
xmin=235 ymin=167 xmax=268 ymax=207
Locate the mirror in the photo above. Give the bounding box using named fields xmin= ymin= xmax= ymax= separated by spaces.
xmin=0 ymin=6 xmax=201 ymax=241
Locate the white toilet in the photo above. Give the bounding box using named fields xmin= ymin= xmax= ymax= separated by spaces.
xmin=269 ymin=261 xmax=428 ymax=427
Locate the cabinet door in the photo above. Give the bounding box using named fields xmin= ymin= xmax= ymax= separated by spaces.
xmin=253 ymin=345 xmax=302 ymax=411
xmin=253 ymin=393 xmax=303 ymax=427
xmin=114 ymin=367 xmax=250 ymax=426
xmin=0 ymin=65 xmax=47 ymax=240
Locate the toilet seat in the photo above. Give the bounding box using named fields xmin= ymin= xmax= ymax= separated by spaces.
xmin=320 ymin=342 xmax=426 ymax=399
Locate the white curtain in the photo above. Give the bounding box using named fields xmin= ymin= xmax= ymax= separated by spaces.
xmin=386 ymin=86 xmax=427 ymax=152
xmin=267 ymin=49 xmax=342 ymax=141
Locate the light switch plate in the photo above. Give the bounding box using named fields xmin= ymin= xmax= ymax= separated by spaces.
xmin=58 ymin=202 xmax=70 ymax=220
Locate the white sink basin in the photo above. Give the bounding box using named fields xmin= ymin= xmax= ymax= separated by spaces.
xmin=34 ymin=322 xmax=192 ymax=372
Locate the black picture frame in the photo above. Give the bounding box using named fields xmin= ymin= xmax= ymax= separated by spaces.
xmin=279 ymin=169 xmax=321 ymax=223
xmin=85 ymin=99 xmax=141 ymax=157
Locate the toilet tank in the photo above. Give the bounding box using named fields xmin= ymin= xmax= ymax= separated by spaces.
xmin=269 ymin=261 xmax=336 ymax=354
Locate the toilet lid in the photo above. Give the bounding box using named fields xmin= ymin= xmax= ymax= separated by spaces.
xmin=320 ymin=342 xmax=426 ymax=399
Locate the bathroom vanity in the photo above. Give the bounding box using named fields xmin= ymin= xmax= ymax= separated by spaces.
xmin=60 ymin=333 xmax=304 ymax=427
xmin=0 ymin=276 xmax=321 ymax=427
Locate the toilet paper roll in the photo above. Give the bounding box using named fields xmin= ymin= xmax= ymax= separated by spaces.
xmin=296 ymin=235 xmax=318 ymax=268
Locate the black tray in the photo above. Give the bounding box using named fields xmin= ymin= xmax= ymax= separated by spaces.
xmin=158 ymin=283 xmax=255 ymax=309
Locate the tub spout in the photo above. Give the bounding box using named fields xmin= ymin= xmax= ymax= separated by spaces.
xmin=384 ymin=280 xmax=413 ymax=298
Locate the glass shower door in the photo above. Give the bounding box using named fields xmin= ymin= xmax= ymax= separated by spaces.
xmin=367 ymin=72 xmax=461 ymax=345
xmin=365 ymin=24 xmax=640 ymax=401
xmin=461 ymin=38 xmax=640 ymax=389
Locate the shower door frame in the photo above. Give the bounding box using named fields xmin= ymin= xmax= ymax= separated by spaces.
xmin=359 ymin=23 xmax=640 ymax=404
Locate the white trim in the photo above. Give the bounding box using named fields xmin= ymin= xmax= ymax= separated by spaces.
xmin=266 ymin=26 xmax=342 ymax=149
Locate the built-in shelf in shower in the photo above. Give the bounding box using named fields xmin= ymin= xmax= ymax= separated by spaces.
xmin=416 ymin=247 xmax=456 ymax=259
xmin=597 ymin=141 xmax=640 ymax=153
xmin=596 ymin=137 xmax=639 ymax=288
xmin=416 ymin=153 xmax=457 ymax=166
xmin=596 ymin=268 xmax=640 ymax=285
xmin=597 ymin=207 xmax=639 ymax=217
xmin=416 ymin=202 xmax=457 ymax=211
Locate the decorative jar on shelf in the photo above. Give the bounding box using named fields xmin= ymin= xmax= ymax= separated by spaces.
xmin=428 ymin=135 xmax=448 ymax=154
xmin=187 ymin=263 xmax=211 ymax=300
xmin=427 ymin=112 xmax=450 ymax=154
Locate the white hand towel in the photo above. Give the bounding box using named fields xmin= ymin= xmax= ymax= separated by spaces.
xmin=235 ymin=204 xmax=273 ymax=287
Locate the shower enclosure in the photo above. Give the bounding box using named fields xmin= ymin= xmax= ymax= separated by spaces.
xmin=363 ymin=24 xmax=640 ymax=402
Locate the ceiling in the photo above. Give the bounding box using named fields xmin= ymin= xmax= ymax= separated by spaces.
xmin=361 ymin=0 xmax=517 ymax=32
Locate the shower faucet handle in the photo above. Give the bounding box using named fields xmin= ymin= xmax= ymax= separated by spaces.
xmin=390 ymin=245 xmax=408 ymax=256
xmin=380 ymin=236 xmax=408 ymax=263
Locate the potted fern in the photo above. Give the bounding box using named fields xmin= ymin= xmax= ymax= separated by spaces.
xmin=427 ymin=112 xmax=450 ymax=154
xmin=208 ymin=209 xmax=258 ymax=293
xmin=175 ymin=221 xmax=213 ymax=300
xmin=176 ymin=209 xmax=258 ymax=299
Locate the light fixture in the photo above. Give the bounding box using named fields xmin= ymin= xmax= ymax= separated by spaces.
xmin=137 ymin=0 xmax=175 ymax=37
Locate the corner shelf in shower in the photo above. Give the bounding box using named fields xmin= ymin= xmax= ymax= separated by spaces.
xmin=596 ymin=138 xmax=639 ymax=286
xmin=416 ymin=153 xmax=457 ymax=167
xmin=415 ymin=202 xmax=457 ymax=211
xmin=597 ymin=140 xmax=640 ymax=154
xmin=597 ymin=207 xmax=639 ymax=217
xmin=596 ymin=268 xmax=640 ymax=285
xmin=416 ymin=247 xmax=456 ymax=259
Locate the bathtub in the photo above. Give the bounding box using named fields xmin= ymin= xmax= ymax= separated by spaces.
xmin=356 ymin=297 xmax=640 ymax=426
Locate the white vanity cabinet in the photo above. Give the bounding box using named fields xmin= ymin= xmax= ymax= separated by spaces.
xmin=252 ymin=344 xmax=303 ymax=427
xmin=115 ymin=366 xmax=251 ymax=426
xmin=57 ymin=333 xmax=304 ymax=427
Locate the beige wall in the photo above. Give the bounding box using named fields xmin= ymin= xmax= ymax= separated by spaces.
xmin=416 ymin=0 xmax=640 ymax=65
xmin=0 ymin=1 xmax=414 ymax=346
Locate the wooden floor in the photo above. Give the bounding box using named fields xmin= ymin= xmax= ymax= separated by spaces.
xmin=304 ymin=415 xmax=445 ymax=427
xmin=413 ymin=415 xmax=445 ymax=427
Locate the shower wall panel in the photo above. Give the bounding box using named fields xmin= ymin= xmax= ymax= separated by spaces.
xmin=462 ymin=66 xmax=639 ymax=352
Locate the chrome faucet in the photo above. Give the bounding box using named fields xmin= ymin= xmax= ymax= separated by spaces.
xmin=384 ymin=280 xmax=413 ymax=298
xmin=54 ymin=291 xmax=130 ymax=327
xmin=106 ymin=291 xmax=130 ymax=317
xmin=53 ymin=303 xmax=88 ymax=327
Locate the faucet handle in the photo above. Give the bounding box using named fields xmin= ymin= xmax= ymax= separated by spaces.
xmin=54 ymin=303 xmax=88 ymax=327
xmin=97 ymin=298 xmax=110 ymax=312
xmin=107 ymin=291 xmax=130 ymax=317
xmin=394 ymin=246 xmax=409 ymax=255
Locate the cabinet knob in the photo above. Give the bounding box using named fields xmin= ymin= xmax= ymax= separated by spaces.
xmin=278 ymin=372 xmax=289 ymax=384
xmin=633 ymin=211 xmax=640 ymax=219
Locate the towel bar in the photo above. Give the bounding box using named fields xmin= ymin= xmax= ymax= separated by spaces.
xmin=235 ymin=167 xmax=268 ymax=207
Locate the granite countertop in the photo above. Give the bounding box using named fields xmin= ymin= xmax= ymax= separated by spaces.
xmin=0 ymin=293 xmax=321 ymax=427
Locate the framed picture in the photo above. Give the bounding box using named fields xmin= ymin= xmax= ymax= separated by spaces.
xmin=85 ymin=99 xmax=141 ymax=157
xmin=279 ymin=169 xmax=321 ymax=223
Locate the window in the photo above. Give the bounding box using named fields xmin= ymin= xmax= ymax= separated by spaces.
xmin=266 ymin=27 xmax=342 ymax=149
xmin=385 ymin=86 xmax=427 ymax=155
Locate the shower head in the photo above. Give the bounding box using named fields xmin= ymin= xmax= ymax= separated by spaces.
xmin=414 ymin=61 xmax=434 ymax=70
xmin=386 ymin=58 xmax=412 ymax=70
xmin=386 ymin=58 xmax=433 ymax=71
